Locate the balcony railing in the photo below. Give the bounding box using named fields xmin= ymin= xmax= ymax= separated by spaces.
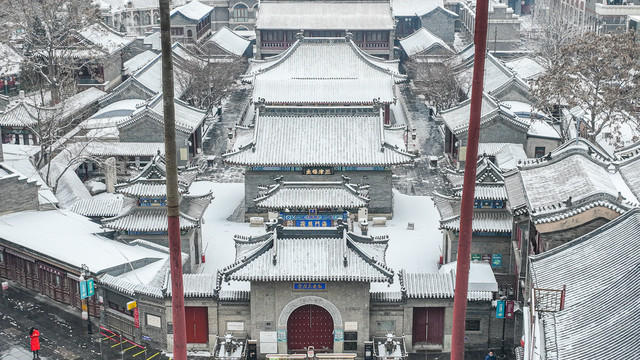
xmin=261 ymin=41 xmax=295 ymax=49
xmin=355 ymin=42 xmax=389 ymax=50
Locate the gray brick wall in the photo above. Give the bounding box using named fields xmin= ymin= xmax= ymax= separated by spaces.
xmin=244 ymin=170 xmax=394 ymax=218
xmin=0 ymin=175 xmax=39 ymax=215
xmin=250 ymin=281 xmax=370 ymax=357
xmin=118 ymin=117 xmax=190 ymax=166
xmin=421 ymin=9 xmax=457 ymax=44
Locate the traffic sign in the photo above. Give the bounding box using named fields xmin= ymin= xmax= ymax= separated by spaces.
xmin=496 ymin=300 xmax=505 ymax=318
xmin=87 ymin=279 xmax=95 ymax=297
xmin=79 ymin=280 xmax=88 ymax=299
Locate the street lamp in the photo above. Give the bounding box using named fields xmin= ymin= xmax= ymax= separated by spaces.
xmin=79 ymin=264 xmax=93 ymax=335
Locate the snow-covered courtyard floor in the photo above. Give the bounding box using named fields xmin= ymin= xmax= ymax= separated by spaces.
xmin=189 ymin=181 xmax=443 ymax=293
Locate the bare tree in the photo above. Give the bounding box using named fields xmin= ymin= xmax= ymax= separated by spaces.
xmin=529 ymin=0 xmax=580 ymax=57
xmin=531 ymin=31 xmax=640 ymax=141
xmin=0 ymin=0 xmax=101 ymax=103
xmin=175 ymin=56 xmax=248 ymax=111
xmin=405 ymin=59 xmax=466 ymax=114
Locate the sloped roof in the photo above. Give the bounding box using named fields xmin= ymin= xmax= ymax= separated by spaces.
xmin=116 ymin=154 xmax=200 ymax=197
xmin=244 ymin=38 xmax=404 ymax=105
xmin=170 ymin=0 xmax=214 ymax=21
xmin=530 ymin=209 xmax=640 ymax=360
xmin=219 ymin=228 xmax=394 ymax=283
xmin=0 ymin=42 xmax=22 ymax=76
xmin=223 ymin=109 xmax=415 ymax=167
xmin=118 ymin=94 xmax=207 ymax=134
xmin=69 ymin=198 xmax=123 ymax=217
xmin=440 ymin=212 xmax=512 ymax=233
xmin=519 ymin=152 xmax=637 ymax=219
xmin=391 ymin=0 xmax=457 ymax=17
xmin=400 ymin=262 xmax=497 ymax=301
xmin=455 ymin=185 xmax=507 ymax=200
xmin=504 ymin=56 xmax=545 ymax=81
xmin=254 ymin=181 xmax=369 ymax=210
xmin=256 ymin=1 xmax=395 ymax=30
xmin=619 ymin=156 xmax=640 ymax=200
xmin=439 ymin=93 xmax=529 ymax=135
xmin=208 ymin=27 xmax=251 ymax=56
xmin=399 ymin=27 xmax=453 ymax=57
xmin=457 ymin=53 xmax=529 ymax=98
xmin=0 ymin=101 xmax=53 ymax=127
xmin=124 ymin=50 xmax=158 ymax=76
xmin=101 ymin=207 xmax=199 ymax=232
xmin=166 ymin=273 xmax=217 ymax=297
xmin=78 ymin=23 xmax=135 ymax=55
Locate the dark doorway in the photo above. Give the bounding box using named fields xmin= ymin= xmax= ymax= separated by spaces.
xmin=287 ymin=304 xmax=334 ymax=352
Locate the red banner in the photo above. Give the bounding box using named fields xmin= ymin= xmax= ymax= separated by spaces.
xmin=505 ymin=300 xmax=514 ymax=319
xmin=134 ymin=307 xmax=140 ymax=328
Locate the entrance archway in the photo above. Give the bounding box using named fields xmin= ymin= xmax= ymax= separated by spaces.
xmin=287 ymin=305 xmax=334 ymax=352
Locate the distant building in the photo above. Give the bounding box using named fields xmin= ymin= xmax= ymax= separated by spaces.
xmin=457 ymin=0 xmax=521 ymax=51
xmin=101 ymin=154 xmax=212 ymax=273
xmin=254 ymin=1 xmax=396 ymax=59
xmin=169 ymin=0 xmax=215 ymax=43
xmin=392 ymin=0 xmax=458 ymax=41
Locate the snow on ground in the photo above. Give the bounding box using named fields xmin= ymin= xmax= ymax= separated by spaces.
xmin=189 ymin=182 xmax=444 ymax=293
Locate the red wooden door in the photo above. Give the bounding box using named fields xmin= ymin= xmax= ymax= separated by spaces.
xmin=412 ymin=307 xmax=444 ymax=345
xmin=426 ymin=308 xmax=444 ymax=345
xmin=185 ymin=307 xmax=208 ymax=343
xmin=412 ymin=308 xmax=428 ymax=344
xmin=287 ymin=305 xmax=334 ymax=352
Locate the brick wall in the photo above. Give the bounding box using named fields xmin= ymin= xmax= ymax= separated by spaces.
xmin=244 ymin=170 xmax=394 ymax=219
xmin=0 ymin=175 xmax=39 ymax=215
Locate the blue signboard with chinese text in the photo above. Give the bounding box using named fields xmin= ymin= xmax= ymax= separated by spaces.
xmin=79 ymin=281 xmax=88 ymax=299
xmin=492 ymin=254 xmax=503 ymax=268
xmin=87 ymin=278 xmax=95 ymax=297
xmin=293 ymin=282 xmax=326 ymax=291
xmin=496 ymin=300 xmax=505 ymax=318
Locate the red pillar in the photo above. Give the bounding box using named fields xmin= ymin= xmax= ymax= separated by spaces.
xmin=450 ymin=0 xmax=489 ymax=359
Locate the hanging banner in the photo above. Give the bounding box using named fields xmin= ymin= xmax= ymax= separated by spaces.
xmin=496 ymin=300 xmax=505 ymax=319
xmin=505 ymin=300 xmax=515 ymax=319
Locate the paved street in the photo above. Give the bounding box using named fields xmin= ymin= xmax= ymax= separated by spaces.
xmin=0 ymin=285 xmax=171 ymax=360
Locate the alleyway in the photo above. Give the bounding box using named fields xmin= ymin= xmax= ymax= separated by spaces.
xmin=391 ymin=83 xmax=448 ymax=197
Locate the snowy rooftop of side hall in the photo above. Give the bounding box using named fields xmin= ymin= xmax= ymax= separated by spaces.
xmin=0 ymin=209 xmax=167 ymax=273
xmin=187 ymin=181 xmax=445 ymax=294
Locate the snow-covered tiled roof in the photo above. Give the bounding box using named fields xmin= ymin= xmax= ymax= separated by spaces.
xmin=520 ymin=153 xmax=635 ymax=215
xmin=116 ymin=94 xmax=206 ymax=134
xmin=432 ymin=192 xmax=460 ymax=219
xmin=391 ymin=0 xmax=456 ymax=16
xmin=115 ymin=182 xmax=170 ymax=197
xmin=223 ymin=109 xmax=415 ymax=166
xmin=504 ymin=56 xmax=545 ymax=81
xmin=220 ymin=228 xmax=394 ymax=283
xmin=131 ymin=44 xmax=200 ymax=96
xmin=439 ymin=93 xmax=529 ymax=135
xmin=440 ymin=212 xmax=512 ymax=233
xmin=218 ymin=290 xmax=251 ymax=302
xmin=619 ymin=156 xmax=640 ymax=200
xmin=455 ymin=185 xmax=507 ymax=200
xmin=245 ymin=38 xmax=404 ymax=105
xmin=124 ymin=50 xmax=158 ymax=76
xmin=493 ymin=144 xmax=527 ymax=170
xmin=0 ymin=101 xmax=52 ymax=127
xmin=166 ymin=274 xmax=217 ymax=297
xmin=256 ymin=1 xmax=394 ymax=30
xmin=399 ymin=27 xmax=453 ymax=57
xmin=457 ymin=53 xmax=529 ymax=98
xmin=402 ymin=271 xmax=455 ymax=298
xmin=143 ymin=31 xmax=161 ymax=51
xmin=170 ymin=0 xmax=213 ymax=21
xmin=78 ymin=23 xmax=135 ymax=55
xmin=254 ymin=181 xmax=369 ymax=210
xmin=102 ymin=208 xmax=199 ymax=232
xmin=69 ymin=198 xmax=123 ymax=217
xmin=400 ymin=261 xmax=497 ymax=301
xmin=208 ymin=27 xmax=251 ymax=56
xmin=530 ymin=209 xmax=640 ymax=360
xmin=0 ymin=209 xmax=167 ymax=273
xmin=527 ymin=119 xmax=561 ymax=140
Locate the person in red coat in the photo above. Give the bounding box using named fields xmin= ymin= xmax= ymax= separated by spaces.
xmin=29 ymin=327 xmax=40 ymax=359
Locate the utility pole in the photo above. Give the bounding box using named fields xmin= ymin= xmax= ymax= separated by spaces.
xmin=450 ymin=0 xmax=489 ymax=359
xmin=158 ymin=1 xmax=187 ymax=359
